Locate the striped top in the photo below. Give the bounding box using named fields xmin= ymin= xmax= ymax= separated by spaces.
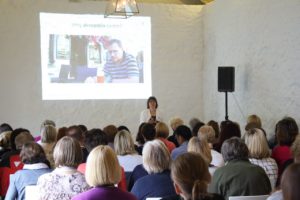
xmin=104 ymin=52 xmax=139 ymax=82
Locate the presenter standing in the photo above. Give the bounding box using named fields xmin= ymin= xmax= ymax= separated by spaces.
xmin=140 ymin=96 xmax=163 ymax=124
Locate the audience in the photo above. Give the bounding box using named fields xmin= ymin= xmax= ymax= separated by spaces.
xmin=1 ymin=115 xmax=299 ymax=200
xmin=114 ymin=130 xmax=143 ymax=181
xmin=37 ymin=136 xmax=89 ymax=200
xmin=77 ymin=128 xmax=127 ymax=191
xmin=155 ymin=122 xmax=175 ymax=153
xmin=67 ymin=125 xmax=89 ymax=163
xmin=72 ymin=145 xmax=137 ymax=200
xmin=244 ymin=128 xmax=278 ymax=189
xmin=272 ymin=117 xmax=299 ymax=176
xmin=171 ymin=125 xmax=192 ymax=160
xmin=38 ymin=125 xmax=57 ymax=168
xmin=168 ymin=117 xmax=184 ymax=147
xmin=207 ymin=120 xmax=220 ymax=140
xmin=161 ymin=152 xmax=224 ymax=200
xmin=209 ymin=137 xmax=271 ymax=199
xmin=281 ymin=163 xmax=300 ymax=200
xmin=198 ymin=125 xmax=224 ymax=167
xmin=213 ymin=120 xmax=241 ymax=152
xmin=188 ymin=137 xmax=218 ymax=175
xmin=103 ymin=125 xmax=118 ymax=150
xmin=5 ymin=142 xmax=51 ymax=200
xmin=131 ymin=140 xmax=176 ymax=200
xmin=136 ymin=123 xmax=156 ymax=155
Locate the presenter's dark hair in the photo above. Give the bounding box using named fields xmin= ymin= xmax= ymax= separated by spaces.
xmin=147 ymin=96 xmax=158 ymax=109
xmin=109 ymin=39 xmax=123 ymax=48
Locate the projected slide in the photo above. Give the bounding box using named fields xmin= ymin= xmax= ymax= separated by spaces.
xmin=40 ymin=13 xmax=151 ymax=100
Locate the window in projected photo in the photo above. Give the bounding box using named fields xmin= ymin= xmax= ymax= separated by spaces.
xmin=40 ymin=13 xmax=151 ymax=100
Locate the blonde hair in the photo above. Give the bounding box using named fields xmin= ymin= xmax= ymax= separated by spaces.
xmin=291 ymin=134 xmax=300 ymax=163
xmin=198 ymin=125 xmax=216 ymax=144
xmin=188 ymin=137 xmax=212 ymax=164
xmin=155 ymin=122 xmax=169 ymax=138
xmin=0 ymin=131 xmax=11 ymax=149
xmin=41 ymin=125 xmax=57 ymax=143
xmin=171 ymin=152 xmax=211 ymax=200
xmin=86 ymin=145 xmax=121 ymax=186
xmin=169 ymin=117 xmax=184 ymax=131
xmin=114 ymin=130 xmax=136 ymax=155
xmin=247 ymin=114 xmax=262 ymax=128
xmin=53 ymin=136 xmax=82 ymax=168
xmin=142 ymin=140 xmax=171 ymax=174
xmin=244 ymin=128 xmax=270 ymax=159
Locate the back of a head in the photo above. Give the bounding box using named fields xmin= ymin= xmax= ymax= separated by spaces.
xmin=41 ymin=125 xmax=57 ymax=143
xmin=170 ymin=117 xmax=184 ymax=131
xmin=117 ymin=125 xmax=130 ymax=133
xmin=207 ymin=120 xmax=220 ymax=139
xmin=198 ymin=125 xmax=216 ymax=144
xmin=188 ymin=137 xmax=212 ymax=164
xmin=10 ymin=128 xmax=30 ymax=150
xmin=281 ymin=163 xmax=300 ymax=200
xmin=20 ymin=142 xmax=48 ymax=165
xmin=57 ymin=127 xmax=67 ymax=142
xmin=189 ymin=118 xmax=201 ymax=130
xmin=103 ymin=125 xmax=118 ymax=143
xmin=136 ymin=122 xmax=146 ymax=145
xmin=221 ymin=137 xmax=249 ymax=162
xmin=219 ymin=120 xmax=241 ymax=143
xmin=276 ymin=117 xmax=299 ymax=146
xmin=67 ymin=125 xmax=84 ymax=142
xmin=86 ymin=145 xmax=121 ymax=187
xmin=114 ymin=130 xmax=136 ymax=155
xmin=0 ymin=131 xmax=12 ymax=149
xmin=174 ymin=125 xmax=192 ymax=141
xmin=53 ymin=136 xmax=82 ymax=168
xmin=247 ymin=114 xmax=262 ymax=128
xmin=142 ymin=139 xmax=170 ymax=174
xmin=155 ymin=122 xmax=170 ymax=138
xmin=84 ymin=129 xmax=108 ymax=152
xmin=244 ymin=128 xmax=270 ymax=159
xmin=141 ymin=123 xmax=156 ymax=141
xmin=15 ymin=131 xmax=34 ymax=150
xmin=192 ymin=122 xmax=205 ymax=137
xmin=40 ymin=119 xmax=56 ymax=131
xmin=78 ymin=124 xmax=88 ymax=135
xmin=0 ymin=123 xmax=13 ymax=134
xmin=171 ymin=152 xmax=211 ymax=200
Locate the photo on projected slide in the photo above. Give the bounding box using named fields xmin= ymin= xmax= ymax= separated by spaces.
xmin=40 ymin=13 xmax=151 ymax=100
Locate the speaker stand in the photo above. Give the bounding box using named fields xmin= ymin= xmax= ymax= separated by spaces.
xmin=225 ymin=91 xmax=229 ymax=120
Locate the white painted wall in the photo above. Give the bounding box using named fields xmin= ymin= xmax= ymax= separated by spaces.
xmin=0 ymin=0 xmax=203 ymax=135
xmin=202 ymin=0 xmax=300 ymax=136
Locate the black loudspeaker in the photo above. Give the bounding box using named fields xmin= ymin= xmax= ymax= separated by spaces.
xmin=218 ymin=66 xmax=235 ymax=92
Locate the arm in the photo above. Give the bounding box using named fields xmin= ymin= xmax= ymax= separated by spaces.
xmin=5 ymin=175 xmax=17 ymax=200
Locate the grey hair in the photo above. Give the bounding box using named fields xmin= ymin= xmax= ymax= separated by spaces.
xmin=221 ymin=137 xmax=249 ymax=162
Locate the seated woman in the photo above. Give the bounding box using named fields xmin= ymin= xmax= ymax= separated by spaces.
xmin=131 ymin=140 xmax=176 ymax=200
xmin=140 ymin=96 xmax=163 ymax=124
xmin=5 ymin=142 xmax=52 ymax=200
xmin=161 ymin=152 xmax=224 ymax=200
xmin=72 ymin=145 xmax=137 ymax=200
xmin=187 ymin=137 xmax=218 ymax=176
xmin=38 ymin=125 xmax=57 ymax=168
xmin=155 ymin=122 xmax=176 ymax=153
xmin=37 ymin=136 xmax=90 ymax=200
xmin=281 ymin=163 xmax=300 ymax=200
xmin=114 ymin=130 xmax=142 ymax=181
xmin=244 ymin=128 xmax=278 ymax=189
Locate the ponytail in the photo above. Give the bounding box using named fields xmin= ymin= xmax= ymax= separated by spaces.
xmin=192 ymin=180 xmax=208 ymax=200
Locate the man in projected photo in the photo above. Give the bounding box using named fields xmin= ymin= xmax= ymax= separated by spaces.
xmin=103 ymin=39 xmax=139 ymax=83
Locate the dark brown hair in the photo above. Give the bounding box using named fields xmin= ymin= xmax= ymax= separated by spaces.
xmin=281 ymin=163 xmax=300 ymax=200
xmin=20 ymin=142 xmax=48 ymax=165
